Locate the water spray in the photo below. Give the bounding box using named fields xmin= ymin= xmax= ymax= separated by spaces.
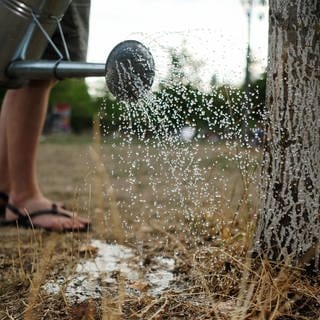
xmin=0 ymin=0 xmax=155 ymax=102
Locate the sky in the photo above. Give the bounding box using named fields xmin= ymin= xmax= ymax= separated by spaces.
xmin=87 ymin=0 xmax=268 ymax=92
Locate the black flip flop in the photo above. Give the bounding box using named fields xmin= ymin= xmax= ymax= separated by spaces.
xmin=1 ymin=203 xmax=90 ymax=232
xmin=0 ymin=192 xmax=67 ymax=216
xmin=0 ymin=192 xmax=9 ymax=216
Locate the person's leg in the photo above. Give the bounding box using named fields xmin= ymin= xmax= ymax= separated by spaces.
xmin=3 ymin=80 xmax=89 ymax=230
xmin=6 ymin=80 xmax=51 ymax=201
xmin=0 ymin=95 xmax=10 ymax=194
xmin=0 ymin=96 xmax=10 ymax=213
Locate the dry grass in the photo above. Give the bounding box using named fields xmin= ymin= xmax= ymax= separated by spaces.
xmin=0 ymin=134 xmax=319 ymax=319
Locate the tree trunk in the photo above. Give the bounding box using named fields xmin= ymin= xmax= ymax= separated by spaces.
xmin=252 ymin=0 xmax=320 ymax=269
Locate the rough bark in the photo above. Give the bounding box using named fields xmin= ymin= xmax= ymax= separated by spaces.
xmin=252 ymin=0 xmax=320 ymax=269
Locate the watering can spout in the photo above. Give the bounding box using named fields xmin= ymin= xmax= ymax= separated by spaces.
xmin=6 ymin=39 xmax=155 ymax=102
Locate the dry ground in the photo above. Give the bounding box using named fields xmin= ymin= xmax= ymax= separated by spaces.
xmin=0 ymin=135 xmax=319 ymax=319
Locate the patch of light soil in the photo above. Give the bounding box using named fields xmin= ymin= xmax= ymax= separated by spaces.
xmin=43 ymin=239 xmax=175 ymax=303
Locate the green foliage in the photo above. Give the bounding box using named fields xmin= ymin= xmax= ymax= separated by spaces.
xmin=95 ymin=93 xmax=124 ymax=133
xmin=50 ymin=79 xmax=97 ymax=132
xmin=95 ymin=47 xmax=266 ymax=141
xmin=153 ymin=82 xmax=214 ymax=133
xmin=0 ymin=80 xmax=98 ymax=133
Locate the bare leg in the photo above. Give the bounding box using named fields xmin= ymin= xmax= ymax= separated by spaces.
xmin=0 ymin=95 xmax=9 ymax=193
xmin=6 ymin=81 xmax=51 ymax=200
xmin=0 ymin=95 xmax=10 ymax=211
xmin=1 ymin=80 xmax=89 ymax=230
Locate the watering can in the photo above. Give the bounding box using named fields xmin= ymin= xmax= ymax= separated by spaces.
xmin=0 ymin=0 xmax=155 ymax=101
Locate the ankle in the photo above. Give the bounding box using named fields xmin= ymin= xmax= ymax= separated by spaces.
xmin=9 ymin=190 xmax=43 ymax=206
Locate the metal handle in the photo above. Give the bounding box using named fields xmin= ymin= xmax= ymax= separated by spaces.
xmin=7 ymin=60 xmax=106 ymax=80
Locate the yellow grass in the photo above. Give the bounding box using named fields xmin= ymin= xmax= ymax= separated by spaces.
xmin=0 ymin=133 xmax=318 ymax=319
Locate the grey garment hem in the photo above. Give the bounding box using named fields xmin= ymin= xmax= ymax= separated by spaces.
xmin=42 ymin=0 xmax=91 ymax=62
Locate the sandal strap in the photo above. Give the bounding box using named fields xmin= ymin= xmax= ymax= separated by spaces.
xmin=3 ymin=203 xmax=89 ymax=232
xmin=0 ymin=192 xmax=9 ymax=202
xmin=6 ymin=203 xmax=34 ymax=227
xmin=6 ymin=203 xmax=74 ymax=224
xmin=6 ymin=203 xmax=24 ymax=217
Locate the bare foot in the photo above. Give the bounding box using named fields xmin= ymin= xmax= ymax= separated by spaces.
xmin=5 ymin=195 xmax=90 ymax=231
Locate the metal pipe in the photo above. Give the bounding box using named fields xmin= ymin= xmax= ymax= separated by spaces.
xmin=5 ymin=40 xmax=155 ymax=102
xmin=7 ymin=60 xmax=106 ymax=80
